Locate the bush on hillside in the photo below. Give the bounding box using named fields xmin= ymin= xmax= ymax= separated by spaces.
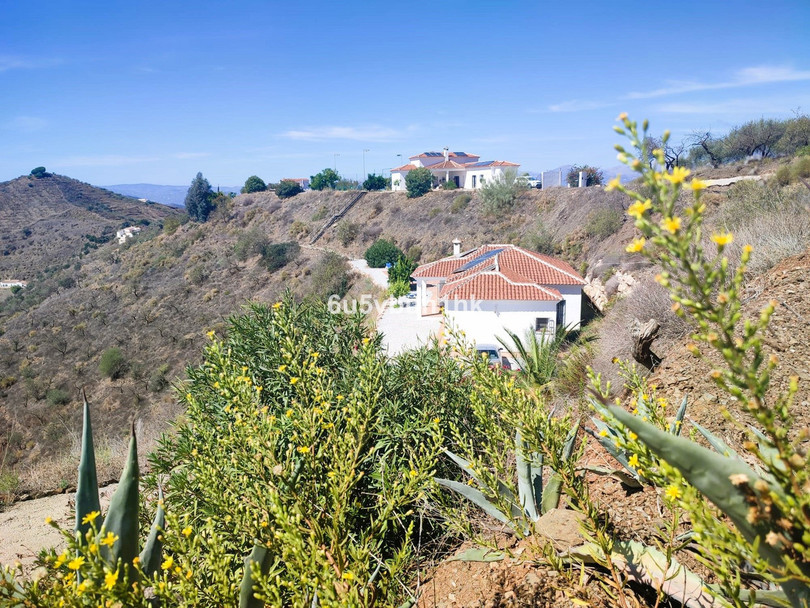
xmin=364 ymin=238 xmax=403 ymax=268
xmin=275 ymin=180 xmax=303 ymax=199
xmin=336 ymin=220 xmax=359 ymax=246
xmin=308 ymin=251 xmax=352 ymax=300
xmin=260 ymin=241 xmax=300 ymax=272
xmin=450 ymin=193 xmax=472 ymax=213
xmin=480 ymin=169 xmax=528 ymax=213
xmin=405 ymin=167 xmax=432 ymax=198
xmin=99 ymin=347 xmax=128 ymax=379
xmin=30 ymin=166 xmax=50 ymax=179
xmin=388 ymin=255 xmax=417 ymax=285
xmin=584 ymin=207 xmax=623 ymax=239
xmin=310 ymin=168 xmax=340 ymax=191
xmin=233 ymin=228 xmax=271 ymax=262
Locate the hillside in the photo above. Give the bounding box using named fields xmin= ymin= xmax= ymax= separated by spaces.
xmin=0 ymin=174 xmax=181 ymax=279
xmin=103 ymin=183 xmax=240 ymax=208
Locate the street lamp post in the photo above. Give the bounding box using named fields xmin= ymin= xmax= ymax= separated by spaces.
xmin=396 ymin=154 xmax=402 ymax=167
xmin=363 ymin=149 xmax=370 ymax=182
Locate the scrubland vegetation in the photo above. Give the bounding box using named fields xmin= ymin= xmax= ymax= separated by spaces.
xmin=3 ymin=111 xmax=810 ymax=606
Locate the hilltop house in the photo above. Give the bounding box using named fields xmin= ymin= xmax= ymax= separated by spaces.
xmin=116 ymin=226 xmax=142 ymax=244
xmin=412 ymin=242 xmax=584 ymax=346
xmin=282 ymin=178 xmax=310 ymax=190
xmin=391 ymin=149 xmax=519 ymax=191
xmin=0 ymin=280 xmax=27 ymax=289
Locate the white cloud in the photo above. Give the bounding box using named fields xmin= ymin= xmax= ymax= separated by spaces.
xmin=3 ymin=116 xmax=47 ymax=132
xmin=625 ymin=65 xmax=810 ymax=99
xmin=55 ymin=155 xmax=160 ymax=167
xmin=0 ymin=55 xmax=62 ymax=72
xmin=281 ymin=125 xmax=404 ymax=142
xmin=656 ymin=95 xmax=803 ymax=115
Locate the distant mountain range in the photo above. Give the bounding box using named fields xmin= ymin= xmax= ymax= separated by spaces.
xmin=103 ymin=183 xmax=241 ymax=207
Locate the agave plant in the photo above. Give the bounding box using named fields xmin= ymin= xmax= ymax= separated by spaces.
xmin=434 ymin=422 xmax=579 ymax=536
xmin=76 ymin=393 xmax=165 ymax=582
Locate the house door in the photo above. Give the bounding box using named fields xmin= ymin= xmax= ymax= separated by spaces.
xmin=453 ymin=176 xmax=460 ymax=188
xmin=556 ymin=300 xmax=566 ymax=330
xmin=472 ymin=175 xmax=476 ymax=188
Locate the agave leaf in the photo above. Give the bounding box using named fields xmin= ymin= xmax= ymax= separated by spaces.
xmin=443 ymin=450 xmax=519 ymax=507
xmin=670 ymin=395 xmax=688 ymax=436
xmin=748 ymin=426 xmax=788 ymax=474
xmin=541 ymin=420 xmax=579 ymax=514
xmin=239 ymin=543 xmax=273 ymax=608
xmin=567 ymin=539 xmax=718 ymax=607
xmin=688 ymin=418 xmax=740 ymax=459
xmin=515 ymin=430 xmax=539 ymax=521
xmin=608 ymin=404 xmax=810 ymax=606
xmin=76 ymin=394 xmax=101 ymax=539
xmin=434 ymin=478 xmax=524 ymax=534
xmin=100 ymin=423 xmax=139 ymax=571
xmin=737 ymin=589 xmax=791 ymax=608
xmin=579 ymin=465 xmax=644 ymax=488
xmin=584 ymin=425 xmax=641 ymax=481
xmin=138 ymin=486 xmax=165 ymax=577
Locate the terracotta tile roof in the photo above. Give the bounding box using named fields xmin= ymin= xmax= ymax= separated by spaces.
xmin=467 ymin=160 xmax=521 ymax=168
xmin=391 ymin=164 xmax=418 ymax=171
xmin=427 ymin=160 xmax=469 ymax=169
xmin=413 ymin=244 xmax=584 ymax=301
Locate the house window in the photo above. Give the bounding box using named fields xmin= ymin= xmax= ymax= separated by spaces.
xmin=535 ymin=318 xmax=551 ymax=332
xmin=471 ymin=175 xmax=476 ymax=188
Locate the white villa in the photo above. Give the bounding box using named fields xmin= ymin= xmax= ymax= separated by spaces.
xmin=0 ymin=280 xmax=27 ymax=289
xmin=116 ymin=226 xmax=142 ymax=244
xmin=412 ymin=242 xmax=584 ymax=346
xmin=390 ymin=149 xmax=520 ymax=191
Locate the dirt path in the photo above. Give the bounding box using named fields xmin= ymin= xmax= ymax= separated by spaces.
xmin=0 ymin=484 xmax=116 ymax=572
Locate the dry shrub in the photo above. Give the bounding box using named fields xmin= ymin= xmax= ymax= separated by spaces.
xmin=591 ymin=277 xmax=690 ymax=392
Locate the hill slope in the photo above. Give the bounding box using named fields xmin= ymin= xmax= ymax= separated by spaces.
xmin=0 ymin=174 xmax=181 ymax=279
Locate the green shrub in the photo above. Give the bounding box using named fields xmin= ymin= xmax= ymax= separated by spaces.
xmin=405 ymin=167 xmax=432 ymax=198
xmin=364 ymin=238 xmax=403 ymax=268
xmin=99 ymin=347 xmax=127 ymax=379
xmin=428 ymin=207 xmax=440 ymax=218
xmin=441 ymin=180 xmax=457 ymax=190
xmin=275 ymin=180 xmax=303 ymax=199
xmin=774 ymin=165 xmax=792 ymax=186
xmin=362 ymin=173 xmax=388 ymax=190
xmin=450 ymin=193 xmax=471 ymax=213
xmin=260 ymin=241 xmax=300 ymax=272
xmin=336 ymin=220 xmax=359 ymax=246
xmin=308 ymin=251 xmax=352 ymax=300
xmin=242 ymin=175 xmax=267 ymax=194
xmin=388 ymin=256 xmax=416 ymax=285
xmin=147 ymin=363 xmax=171 ymax=392
xmin=233 ymin=228 xmax=271 ymax=262
xmin=46 ymin=388 xmax=71 ymax=407
xmin=480 ymin=170 xmax=527 ymax=213
xmin=790 ymin=155 xmax=810 ymax=180
xmin=584 ymin=207 xmax=623 ymax=239
xmin=311 ymin=204 xmax=329 ymax=222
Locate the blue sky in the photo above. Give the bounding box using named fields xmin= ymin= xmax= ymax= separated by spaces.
xmin=2 ymin=0 xmax=809 ymax=187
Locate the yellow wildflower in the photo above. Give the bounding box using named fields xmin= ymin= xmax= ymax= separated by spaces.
xmin=44 ymin=516 xmax=53 ymax=524
xmin=628 ymin=454 xmax=639 ymax=467
xmin=161 ymin=556 xmax=174 ymax=571
xmin=409 ymin=469 xmax=418 ymax=478
xmin=206 ymin=330 xmax=215 ymax=339
xmin=663 ymin=166 xmax=691 ymax=184
xmin=605 ymin=175 xmax=622 ymax=191
xmin=628 ymin=432 xmax=638 ymax=441
xmin=743 ymin=244 xmax=753 ymax=254
xmin=342 ymin=571 xmax=355 ymax=581
xmin=182 ymin=526 xmax=193 ymax=537
xmin=186 ymin=569 xmax=193 ymax=579
xmin=100 ymin=531 xmax=118 ymax=547
xmin=627 ymin=199 xmax=652 ymax=219
xmin=297 ymin=445 xmax=310 ymax=454
xmin=54 ymin=551 xmax=69 ymax=568
xmin=598 ymin=429 xmax=608 ymax=437
xmin=278 ymin=365 xmax=287 ymax=372
xmin=273 ymin=301 xmax=282 ymax=309
xmin=132 ymin=556 xmax=140 ymax=565
xmin=432 ymin=417 xmax=440 ymax=424
xmin=665 ymin=485 xmax=682 ymax=500
xmin=711 ymin=232 xmax=733 ymax=247
xmin=625 ymin=238 xmax=646 ymax=253
xmin=77 ymin=580 xmax=88 ymax=594
xmin=661 ymin=216 xmax=681 ymax=234
xmin=689 ymin=178 xmax=707 ymax=191
xmin=617 ymin=112 xmax=628 ymax=121
xmin=290 ymin=377 xmax=299 ymax=385
xmin=81 ymin=510 xmax=101 ymax=525
xmin=104 ymin=569 xmax=118 ymax=590
xmin=68 ymin=556 xmax=85 ymax=571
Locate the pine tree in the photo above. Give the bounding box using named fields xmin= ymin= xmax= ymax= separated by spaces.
xmin=185 ymin=172 xmax=214 ymax=222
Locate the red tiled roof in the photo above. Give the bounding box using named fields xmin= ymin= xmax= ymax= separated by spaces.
xmin=391 ymin=164 xmax=418 ymax=171
xmin=427 ymin=160 xmax=468 ymax=169
xmin=413 ymin=244 xmax=583 ymax=301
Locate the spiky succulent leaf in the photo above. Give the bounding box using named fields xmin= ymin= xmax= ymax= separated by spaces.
xmin=239 ymin=543 xmax=274 ymax=608
xmin=689 ymin=418 xmax=740 ymax=459
xmin=670 ymin=395 xmax=688 ymax=436
xmin=515 ymin=430 xmax=539 ymax=521
xmin=443 ymin=449 xmax=520 ymax=510
xmin=100 ymin=425 xmax=139 ymax=572
xmin=138 ymin=486 xmax=165 ymax=577
xmin=541 ymin=420 xmax=579 ymax=514
xmin=76 ymin=395 xmax=101 ymax=538
xmin=607 ymin=404 xmax=810 ymax=606
xmin=434 ymin=478 xmax=525 ymax=535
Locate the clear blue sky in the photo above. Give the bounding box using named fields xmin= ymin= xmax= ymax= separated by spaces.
xmin=2 ymin=0 xmax=809 ymax=186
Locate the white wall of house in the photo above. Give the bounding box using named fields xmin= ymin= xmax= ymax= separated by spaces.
xmin=557 ymin=285 xmax=583 ymax=331
xmin=391 ymin=171 xmax=408 ymax=191
xmin=444 ymin=299 xmax=559 ymax=346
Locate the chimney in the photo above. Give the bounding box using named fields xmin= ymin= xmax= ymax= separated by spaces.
xmin=443 ymin=147 xmax=449 ymax=162
xmin=453 ymin=238 xmax=462 ymax=257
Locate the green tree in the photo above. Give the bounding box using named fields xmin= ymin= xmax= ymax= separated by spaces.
xmin=363 ymin=174 xmax=388 ymax=191
xmin=405 ymin=167 xmax=432 ymax=198
xmin=241 ymin=175 xmax=267 ymax=193
xmin=310 ymin=168 xmax=340 ymax=190
xmin=30 ymin=166 xmax=49 ymax=178
xmin=184 ymin=172 xmax=214 ymax=222
xmin=566 ymin=165 xmax=604 ymax=187
xmin=388 ymin=256 xmax=417 ymax=285
xmin=275 ymin=180 xmax=304 ymax=199
xmin=364 ymin=239 xmax=404 ymax=268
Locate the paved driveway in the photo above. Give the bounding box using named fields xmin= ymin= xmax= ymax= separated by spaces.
xmin=377 ymin=297 xmax=442 ymax=355
xmin=349 ymin=259 xmax=388 ymax=289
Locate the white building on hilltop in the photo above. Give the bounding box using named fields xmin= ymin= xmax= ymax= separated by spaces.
xmin=391 ymin=148 xmax=519 ymax=191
